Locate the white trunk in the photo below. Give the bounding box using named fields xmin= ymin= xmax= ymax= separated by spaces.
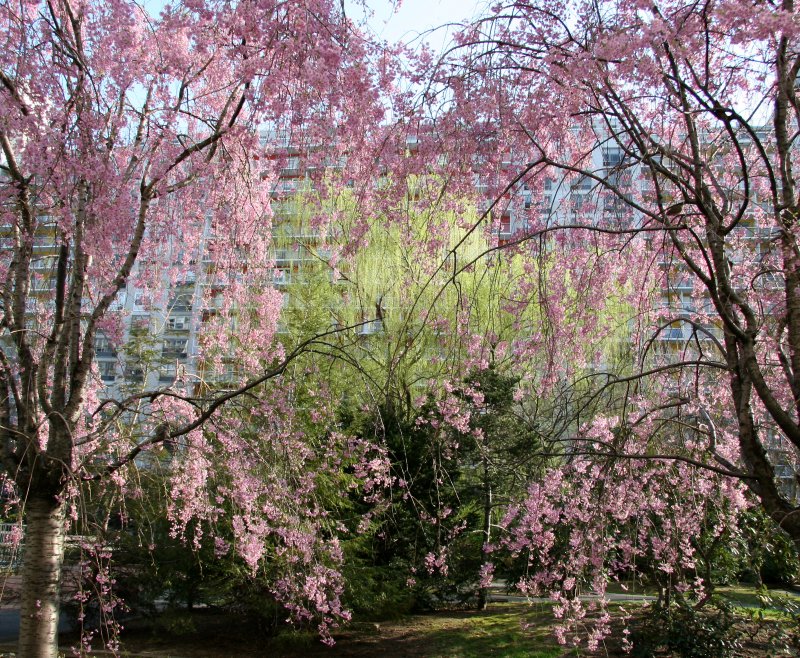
xmin=18 ymin=497 xmax=66 ymax=658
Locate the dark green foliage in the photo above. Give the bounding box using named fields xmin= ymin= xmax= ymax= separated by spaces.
xmin=344 ymin=367 xmax=542 ymax=611
xmin=340 ymin=554 xmax=418 ymax=619
xmin=684 ymin=506 xmax=800 ymax=591
xmin=631 ymin=600 xmax=742 ymax=658
xmin=738 ymin=509 xmax=800 ymax=586
xmin=346 ymin=396 xmax=470 ymax=608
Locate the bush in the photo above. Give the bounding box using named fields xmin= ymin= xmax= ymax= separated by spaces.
xmin=631 ymin=600 xmax=742 ymax=658
xmin=738 ymin=509 xmax=800 ymax=586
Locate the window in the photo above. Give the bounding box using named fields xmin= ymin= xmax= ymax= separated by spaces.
xmin=130 ymin=316 xmax=150 ymax=335
xmin=281 ymin=157 xmax=300 ymax=175
xmin=357 ymin=320 xmax=383 ymax=336
xmin=276 ymin=179 xmax=298 ymax=194
xmin=162 ymin=338 xmax=188 ymax=358
xmin=603 ymin=147 xmax=623 ymax=167
xmin=170 ymin=291 xmax=193 ymax=311
xmin=572 ymin=176 xmax=592 ymax=192
xmin=134 ymin=292 xmax=150 ymax=309
xmin=98 ymin=361 xmax=116 ymax=382
xmin=94 ymin=334 xmax=116 ymax=357
xmin=570 ymin=193 xmax=588 ymax=212
xmin=664 ymin=324 xmax=685 ymax=340
xmin=262 ymin=129 xmax=290 ymax=148
xmin=124 ymin=366 xmax=144 ymax=383
xmin=167 ymin=316 xmax=190 ymax=331
xmin=605 ymin=170 xmax=631 ymax=188
xmin=159 ymin=363 xmax=177 ymax=383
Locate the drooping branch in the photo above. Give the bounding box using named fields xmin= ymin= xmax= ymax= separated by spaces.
xmin=85 ymin=323 xmax=367 ymax=478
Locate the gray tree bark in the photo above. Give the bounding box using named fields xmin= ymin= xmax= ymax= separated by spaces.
xmin=17 ymin=497 xmax=66 ymax=658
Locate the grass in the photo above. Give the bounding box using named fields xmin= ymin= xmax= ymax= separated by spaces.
xmin=717 ymin=584 xmax=798 ymax=607
xmin=12 ymin=584 xmax=795 ymax=656
xmin=403 ymin=607 xmax=563 ymax=658
xmin=98 ymin=603 xmax=566 ymax=657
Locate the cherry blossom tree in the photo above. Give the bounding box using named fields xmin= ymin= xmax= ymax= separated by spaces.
xmin=0 ymin=0 xmax=384 ymax=655
xmin=389 ymin=0 xmax=800 ymax=648
xmin=425 ymin=0 xmax=800 ymax=540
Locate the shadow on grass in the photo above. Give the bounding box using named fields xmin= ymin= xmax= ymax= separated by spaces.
xmin=50 ymin=603 xmax=566 ymax=657
xmin=265 ymin=605 xmax=563 ymax=658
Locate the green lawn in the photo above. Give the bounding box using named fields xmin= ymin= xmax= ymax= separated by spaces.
xmin=717 ymin=585 xmax=799 ymax=607
xmin=43 ymin=587 xmax=800 ymax=656
xmin=266 ymin=604 xmax=565 ymax=658
xmin=410 ymin=607 xmax=563 ymax=658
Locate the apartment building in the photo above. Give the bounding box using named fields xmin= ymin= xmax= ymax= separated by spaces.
xmin=15 ymin=123 xmax=786 ymax=459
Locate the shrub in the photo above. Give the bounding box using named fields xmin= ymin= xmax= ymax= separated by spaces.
xmin=631 ymin=600 xmax=742 ymax=658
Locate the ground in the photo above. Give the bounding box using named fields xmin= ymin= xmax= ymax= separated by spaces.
xmin=0 ymin=583 xmax=799 ymax=656
xmin=0 ymin=598 xmax=792 ymax=657
xmin=52 ymin=604 xmax=562 ymax=657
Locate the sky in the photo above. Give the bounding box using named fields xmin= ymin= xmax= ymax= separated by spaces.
xmin=346 ymin=0 xmax=486 ymax=51
xmin=142 ymin=0 xmax=486 ymax=53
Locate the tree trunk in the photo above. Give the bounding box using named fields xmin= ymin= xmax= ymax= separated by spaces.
xmin=18 ymin=497 xmax=66 ymax=658
xmin=477 ymin=457 xmax=491 ymax=611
